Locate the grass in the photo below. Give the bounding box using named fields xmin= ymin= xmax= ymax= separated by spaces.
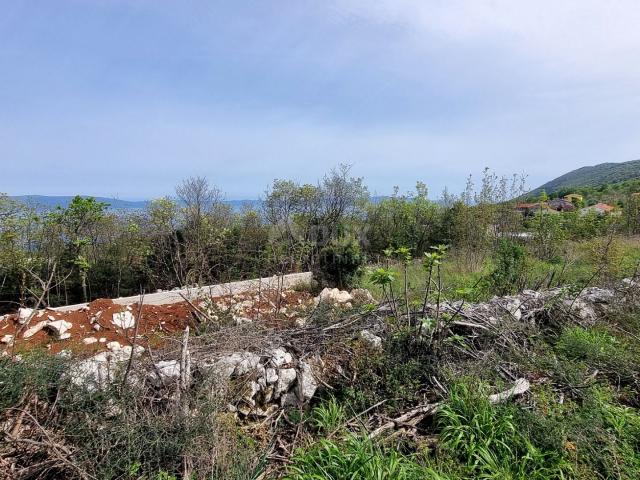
xmin=360 ymin=238 xmax=640 ymax=304
xmin=436 ymin=382 xmax=570 ymax=479
xmin=555 ymin=326 xmax=639 ymax=382
xmin=284 ymin=434 xmax=450 ymax=480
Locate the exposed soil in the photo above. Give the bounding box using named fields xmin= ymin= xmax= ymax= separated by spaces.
xmin=0 ymin=289 xmax=315 ymax=357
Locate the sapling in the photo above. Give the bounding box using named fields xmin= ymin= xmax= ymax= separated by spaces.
xmin=421 ymin=245 xmax=448 ymax=351
xmin=394 ymin=246 xmax=412 ymax=322
xmin=369 ymin=267 xmax=398 ymax=318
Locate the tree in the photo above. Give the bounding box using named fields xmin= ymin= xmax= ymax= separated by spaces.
xmin=175 ymin=176 xmax=230 ymax=284
xmin=47 ymin=196 xmax=109 ymax=302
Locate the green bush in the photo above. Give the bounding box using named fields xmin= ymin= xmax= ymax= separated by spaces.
xmin=485 ymin=240 xmax=527 ymax=295
xmin=0 ymin=351 xmax=69 ymax=410
xmin=317 ymin=236 xmax=364 ymax=288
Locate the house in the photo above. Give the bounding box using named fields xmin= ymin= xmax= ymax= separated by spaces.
xmin=580 ymin=203 xmax=615 ymax=215
xmin=515 ymin=202 xmax=539 ymax=215
xmin=515 ymin=202 xmax=556 ymax=216
xmin=547 ymin=198 xmax=576 ymax=212
xmin=563 ymin=193 xmax=583 ymax=203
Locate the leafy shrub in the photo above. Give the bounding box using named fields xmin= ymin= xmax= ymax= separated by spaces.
xmin=485 ymin=240 xmax=527 ymax=295
xmin=337 ymin=330 xmax=433 ymax=414
xmin=317 ymin=236 xmax=364 ymax=288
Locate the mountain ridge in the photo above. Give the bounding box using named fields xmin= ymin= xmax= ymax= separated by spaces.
xmin=528 ymin=159 xmax=640 ymax=197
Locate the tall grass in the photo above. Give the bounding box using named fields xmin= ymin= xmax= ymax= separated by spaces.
xmin=436 ymin=382 xmax=570 ymax=479
xmin=285 ymin=434 xmax=450 ymax=480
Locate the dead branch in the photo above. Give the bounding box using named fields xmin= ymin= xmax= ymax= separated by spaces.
xmin=369 ymin=378 xmax=530 ymax=439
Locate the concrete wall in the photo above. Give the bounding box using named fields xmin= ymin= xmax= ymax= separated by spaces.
xmin=54 ymin=272 xmax=313 ymax=312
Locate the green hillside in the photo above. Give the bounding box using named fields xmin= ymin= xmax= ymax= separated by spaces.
xmin=529 ymin=159 xmax=640 ymax=197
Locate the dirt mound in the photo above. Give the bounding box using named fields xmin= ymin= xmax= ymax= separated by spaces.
xmin=0 ymin=289 xmax=315 ymax=357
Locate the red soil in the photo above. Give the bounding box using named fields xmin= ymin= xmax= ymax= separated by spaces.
xmin=0 ymin=290 xmax=314 ymax=357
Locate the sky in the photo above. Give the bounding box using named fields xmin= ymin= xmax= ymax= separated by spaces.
xmin=1 ymin=0 xmax=640 ymax=200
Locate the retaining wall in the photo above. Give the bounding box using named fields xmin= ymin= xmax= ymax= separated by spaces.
xmin=53 ymin=272 xmax=313 ymax=312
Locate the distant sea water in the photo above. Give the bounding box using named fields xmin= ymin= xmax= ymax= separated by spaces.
xmin=10 ymin=195 xmax=262 ymax=213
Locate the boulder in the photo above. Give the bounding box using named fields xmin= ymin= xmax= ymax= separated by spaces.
xmin=17 ymin=308 xmax=34 ymax=324
xmin=112 ymin=311 xmax=135 ymax=329
xmin=244 ymin=380 xmax=262 ymax=406
xmin=351 ymin=288 xmax=375 ymax=304
xmin=274 ymin=368 xmax=297 ymax=398
xmin=269 ymin=347 xmax=293 ymax=367
xmin=582 ymin=287 xmax=614 ymax=304
xmin=360 ymin=329 xmax=383 ymax=349
xmin=564 ymin=298 xmax=595 ymax=321
xmin=152 ymin=360 xmax=181 ymax=385
xmin=46 ymin=320 xmax=73 ymax=339
xmin=23 ymin=320 xmax=48 ymax=339
xmin=317 ymin=288 xmax=353 ymax=305
xmin=208 ymin=351 xmax=262 ymax=378
xmin=296 ymin=361 xmax=319 ymax=402
xmin=265 ymin=367 xmax=279 ymax=384
xmin=234 ymin=316 xmax=253 ymax=325
xmin=69 ymin=346 xmax=144 ymax=391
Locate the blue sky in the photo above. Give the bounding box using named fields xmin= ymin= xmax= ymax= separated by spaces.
xmin=2 ymin=1 xmax=640 ymax=200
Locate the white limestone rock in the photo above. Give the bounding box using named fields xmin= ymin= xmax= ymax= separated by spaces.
xmin=23 ymin=320 xmax=48 ymax=339
xmin=234 ymin=316 xmax=253 ymax=325
xmin=46 ymin=320 xmax=73 ymax=339
xmin=152 ymin=359 xmax=181 ymax=385
xmin=360 ymin=330 xmax=383 ymax=349
xmin=317 ymin=288 xmax=353 ymax=305
xmin=351 ymin=288 xmax=375 ymax=304
xmin=69 ymin=346 xmax=144 ymax=391
xmin=269 ymin=347 xmax=293 ymax=367
xmin=296 ymin=361 xmax=319 ymax=402
xmin=112 ymin=311 xmax=135 ymax=329
xmin=265 ymin=367 xmax=279 ymax=384
xmin=17 ymin=308 xmax=34 ymax=324
xmin=274 ymin=368 xmax=297 ymax=398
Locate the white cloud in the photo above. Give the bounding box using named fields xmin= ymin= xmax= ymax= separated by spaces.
xmin=333 ymin=0 xmax=640 ymax=82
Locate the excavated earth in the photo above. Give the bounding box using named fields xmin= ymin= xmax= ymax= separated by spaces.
xmin=0 ymin=289 xmax=316 ymax=357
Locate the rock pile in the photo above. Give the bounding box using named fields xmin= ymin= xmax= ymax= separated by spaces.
xmin=422 ymin=281 xmax=636 ymax=328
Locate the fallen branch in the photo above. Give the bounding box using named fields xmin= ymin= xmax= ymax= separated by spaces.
xmin=369 ymin=378 xmax=530 ymax=439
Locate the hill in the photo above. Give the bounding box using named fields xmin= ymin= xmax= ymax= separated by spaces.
xmin=529 ymin=159 xmax=640 ymax=197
